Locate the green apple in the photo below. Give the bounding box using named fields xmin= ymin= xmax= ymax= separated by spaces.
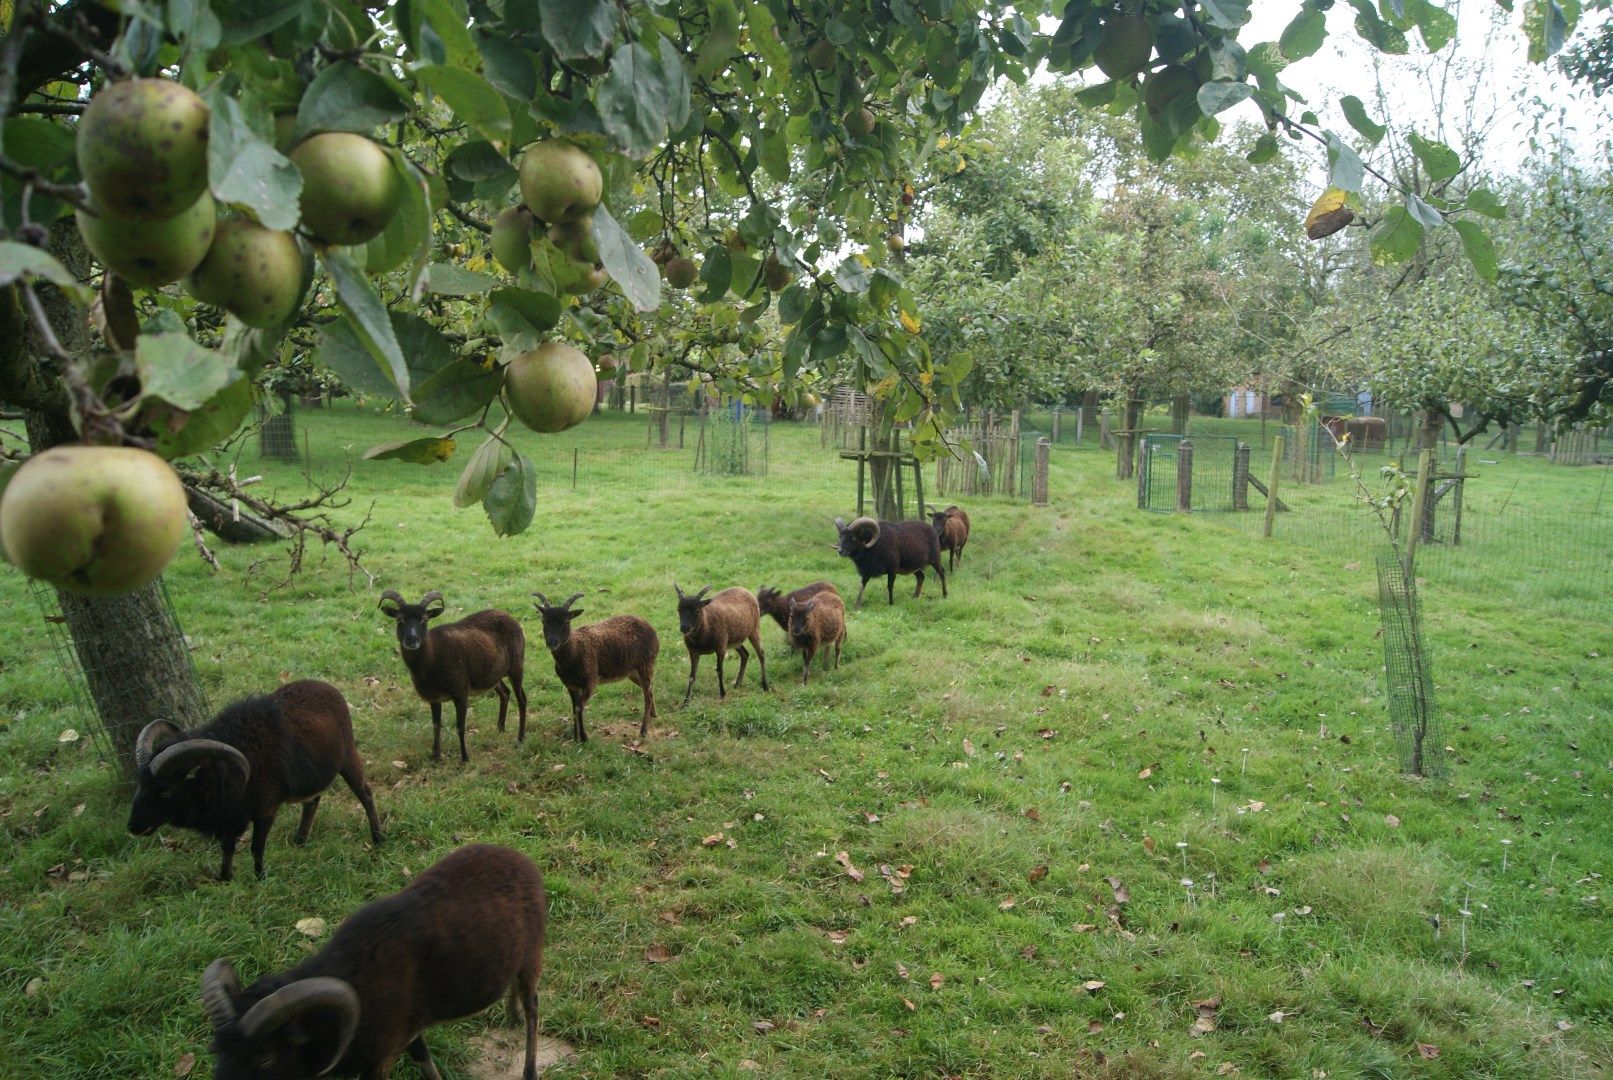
xmin=0 ymin=446 xmax=189 ymax=596
xmin=185 ymin=217 xmax=305 ymax=328
xmin=290 ymin=132 xmax=400 ymax=246
xmin=504 ymin=343 xmax=597 ymax=433
xmin=76 ymin=191 xmax=217 ymax=287
xmin=491 ymin=206 xmax=535 ymax=274
xmin=76 ymin=78 xmax=211 ymax=220
xmin=517 ymin=140 xmax=602 ymax=225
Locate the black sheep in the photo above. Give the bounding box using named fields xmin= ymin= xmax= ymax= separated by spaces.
xmin=128 ymin=680 xmax=383 ymax=881
xmin=834 ymin=515 xmax=947 ymax=608
xmin=202 ymin=843 xmax=547 ymax=1079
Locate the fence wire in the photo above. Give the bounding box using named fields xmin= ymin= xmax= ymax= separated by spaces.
xmin=1376 ymin=553 xmax=1446 ymax=778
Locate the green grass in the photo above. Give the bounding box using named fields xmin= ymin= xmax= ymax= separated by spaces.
xmin=1 ymin=405 xmax=1609 ymax=1079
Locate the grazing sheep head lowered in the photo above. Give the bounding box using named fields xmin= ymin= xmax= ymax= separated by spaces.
xmin=127 ymin=721 xmax=250 ymax=839
xmin=202 ymin=960 xmax=359 ymax=1079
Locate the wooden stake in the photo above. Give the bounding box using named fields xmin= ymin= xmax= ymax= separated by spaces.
xmin=1263 ymin=436 xmax=1284 ymax=538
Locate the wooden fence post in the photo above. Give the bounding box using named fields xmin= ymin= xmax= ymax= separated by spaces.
xmin=1262 ymin=435 xmax=1284 ymax=538
xmin=1405 ymin=447 xmax=1434 ymax=567
xmin=1075 ymin=408 xmax=1084 ymax=446
xmin=1100 ymin=408 xmax=1113 ymax=449
xmin=1136 ymin=438 xmax=1149 ymax=509
xmin=1117 ymin=431 xmax=1134 ymax=480
xmin=1033 ymin=437 xmax=1050 ymax=506
xmin=1051 ymin=409 xmax=1061 ymax=443
xmin=1451 ymin=445 xmax=1466 ymax=546
xmin=1232 ymin=442 xmax=1250 ymax=511
xmin=1176 ymin=440 xmax=1194 ymax=512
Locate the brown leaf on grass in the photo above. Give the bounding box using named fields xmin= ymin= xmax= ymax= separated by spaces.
xmin=962 ymin=738 xmax=976 ymax=757
xmin=1104 ymin=877 xmax=1130 ymax=904
xmin=1257 ymin=859 xmax=1273 ymax=874
xmin=644 ymin=944 xmax=672 ymax=963
xmin=640 ymin=1016 xmax=661 ymax=1029
xmin=1190 ymin=996 xmax=1221 ymax=1037
xmin=701 ymin=832 xmax=725 ymax=847
xmin=877 ymin=864 xmax=907 ymax=894
xmin=1028 ymin=865 xmax=1048 ymax=883
xmin=1041 ymin=729 xmax=1058 ymax=740
xmin=825 ymin=929 xmax=849 ymax=945
xmin=999 ymin=897 xmax=1016 ymax=911
xmin=1216 ymin=1064 xmax=1238 ymax=1076
xmin=658 ymin=910 xmax=681 ymax=925
xmin=1082 ymin=980 xmax=1106 ymax=993
xmin=1023 ymin=808 xmax=1041 ymax=821
xmin=898 ymin=915 xmax=917 ymax=929
xmin=1385 ymin=814 xmax=1402 ymax=828
xmin=833 ymin=851 xmax=865 ymax=882
xmin=1041 ymin=685 xmax=1057 ymax=696
xmin=1137 ymin=767 xmax=1153 ymax=780
xmin=902 ymin=997 xmax=917 ymax=1011
xmin=897 ymin=962 xmax=910 ymax=979
xmin=1416 ymin=1043 xmax=1440 ymax=1059
xmin=173 ymin=1054 xmax=196 ymax=1078
xmin=1073 ymin=923 xmax=1098 ymax=933
xmin=1362 ymin=1017 xmax=1385 ymax=1038
xmin=753 ymin=1020 xmax=775 ymax=1035
xmin=929 ymin=972 xmax=944 ymax=991
xmin=1087 ymin=1019 xmax=1104 ymax=1034
xmin=864 ymin=812 xmax=881 ymax=824
xmin=1142 ymin=835 xmax=1156 ymax=852
xmin=1021 ymin=945 xmax=1038 ymax=959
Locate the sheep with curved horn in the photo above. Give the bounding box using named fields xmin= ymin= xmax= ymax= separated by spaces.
xmin=676 ymin=581 xmax=769 ymax=706
xmin=202 ymin=844 xmax=546 ymax=1080
xmin=127 ymin=681 xmax=383 ymax=881
xmin=533 ymin=590 xmax=660 ymax=742
xmin=377 ymin=588 xmax=527 ymax=763
xmin=833 ymin=514 xmax=947 ymax=607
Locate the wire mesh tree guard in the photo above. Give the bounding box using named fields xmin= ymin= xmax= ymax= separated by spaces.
xmin=1375 ymin=553 xmax=1445 ymax=779
xmin=695 ymin=400 xmax=768 ymax=476
xmin=28 ymin=575 xmax=211 ymax=775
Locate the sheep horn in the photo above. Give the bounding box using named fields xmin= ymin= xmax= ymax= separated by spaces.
xmin=134 ymin=719 xmax=181 ymax=774
xmin=833 ymin=517 xmax=846 ymax=530
xmin=562 ymin=592 xmax=585 ymax=609
xmin=378 ymin=589 xmax=405 ymax=612
xmin=849 ymin=516 xmax=880 ymax=548
xmin=201 ymin=958 xmax=242 ymax=1029
xmin=532 ymin=592 xmax=551 ymax=609
xmin=418 ymin=590 xmax=444 ymax=607
xmin=237 ymin=976 xmax=360 ymax=1076
xmin=695 ymin=585 xmax=713 ymax=600
xmin=149 ymin=739 xmax=250 ymax=786
xmin=674 ymin=582 xmax=685 ymax=600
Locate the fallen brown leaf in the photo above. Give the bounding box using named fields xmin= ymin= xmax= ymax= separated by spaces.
xmin=998 ymin=897 xmax=1016 ymax=911
xmin=1138 ymin=767 xmax=1153 ymax=780
xmin=833 ymin=851 xmax=865 ymax=882
xmin=173 ymin=1053 xmax=195 ymax=1078
xmin=902 ymin=997 xmax=916 ymax=1011
xmin=644 ymin=944 xmax=672 ymax=963
xmin=929 ymin=972 xmax=944 ymax=991
xmin=1088 ymin=1019 xmax=1104 ymax=1033
xmin=1416 ymin=1043 xmax=1440 ymax=1059
xmin=1023 ymin=807 xmax=1041 ymax=821
xmin=1104 ymin=876 xmax=1130 ymax=904
xmin=701 ymin=832 xmax=725 ymax=847
xmin=1385 ymin=814 xmax=1402 ymax=828
xmin=1028 ymin=864 xmax=1048 ymax=883
xmin=898 ymin=915 xmax=917 ymax=929
xmin=1082 ymin=980 xmax=1106 ymax=992
xmin=753 ymin=1020 xmax=775 ymax=1035
xmin=897 ymin=962 xmax=910 ymax=979
xmin=641 ymin=1015 xmax=661 ymax=1029
xmin=962 ymin=738 xmax=976 ymax=757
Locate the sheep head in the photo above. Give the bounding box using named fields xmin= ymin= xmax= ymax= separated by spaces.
xmin=837 ymin=516 xmax=879 ymax=556
xmin=788 ymin=596 xmax=820 ymax=638
xmin=533 ymin=591 xmax=586 ymax=651
xmin=379 ymin=589 xmax=446 ymax=652
xmin=675 ymin=583 xmax=715 ymax=636
xmin=204 ymin=959 xmax=360 ymax=1079
xmin=127 ymin=727 xmax=251 ymax=838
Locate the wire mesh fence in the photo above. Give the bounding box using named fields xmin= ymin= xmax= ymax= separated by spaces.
xmin=1377 ymin=553 xmax=1446 ymax=779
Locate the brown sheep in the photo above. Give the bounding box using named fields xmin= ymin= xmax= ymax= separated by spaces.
xmin=929 ymin=504 xmax=971 ymax=571
xmin=756 ymin=581 xmax=840 ymax=646
xmin=533 ymin=591 xmax=660 ymax=742
xmin=788 ymin=592 xmax=847 ymax=684
xmin=675 ymin=583 xmax=769 ymax=706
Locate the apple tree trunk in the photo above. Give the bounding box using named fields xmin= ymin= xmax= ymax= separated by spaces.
xmin=2 ymin=226 xmax=209 ymax=778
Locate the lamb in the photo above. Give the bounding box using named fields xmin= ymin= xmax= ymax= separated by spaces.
xmin=756 ymin=581 xmax=840 ymax=641
xmin=834 ymin=515 xmax=948 ymax=608
xmin=128 ymin=680 xmax=383 ymax=882
xmin=532 ymin=591 xmax=660 ymax=742
xmin=929 ymin=504 xmax=971 ymax=571
xmin=675 ymin=583 xmax=770 ymax=706
xmin=788 ymin=592 xmax=847 ymax=684
xmin=202 ymin=843 xmax=546 ymax=1080
xmin=378 ymin=589 xmax=527 ymax=763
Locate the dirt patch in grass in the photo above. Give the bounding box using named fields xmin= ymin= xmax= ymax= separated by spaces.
xmin=464 ymin=1030 xmax=576 ymax=1078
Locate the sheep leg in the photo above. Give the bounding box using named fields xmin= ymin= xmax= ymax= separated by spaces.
xmin=404 ymin=1037 xmax=443 ymax=1080
xmin=935 ymin=558 xmax=948 ymax=598
xmin=453 ymin=698 xmax=470 ymax=763
xmin=913 ymin=570 xmax=924 ymax=598
xmin=494 ymin=680 xmax=510 ymax=733
xmin=516 ymin=971 xmax=541 ymax=1080
xmin=754 ymin=635 xmax=768 ymax=691
xmin=249 ymin=814 xmax=275 ymax=879
xmin=340 ymin=762 xmax=385 ymax=845
xmin=512 ymin=670 xmax=529 ymax=744
xmin=570 ymin=687 xmax=590 ymax=743
xmin=682 ymin=651 xmax=700 ymax=706
xmin=801 ymin=642 xmax=814 ymax=684
xmin=835 ymin=636 xmax=843 ymax=669
xmin=430 ymin=701 xmax=444 ymax=762
xmin=733 ymin=644 xmax=748 ymax=689
xmin=633 ymin=668 xmax=657 ymax=736
xmin=855 ymin=577 xmax=869 ymax=609
xmin=217 ymin=833 xmax=240 ymax=882
xmin=293 ymin=797 xmax=320 ymax=845
xmin=887 ymin=571 xmax=897 ymax=605
xmin=715 ymin=649 xmax=728 ymax=699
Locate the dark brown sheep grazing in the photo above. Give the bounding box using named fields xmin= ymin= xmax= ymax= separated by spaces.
xmin=834 ymin=515 xmax=947 ymax=608
xmin=533 ymin=591 xmax=660 ymax=742
xmin=929 ymin=504 xmax=971 ymax=571
xmin=756 ymin=581 xmax=840 ymax=646
xmin=203 ymin=843 xmax=546 ymax=1080
xmin=675 ymin=583 xmax=769 ymax=706
xmin=128 ymin=680 xmax=383 ymax=881
xmin=788 ymin=592 xmax=847 ymax=684
xmin=378 ymin=589 xmax=527 ymax=763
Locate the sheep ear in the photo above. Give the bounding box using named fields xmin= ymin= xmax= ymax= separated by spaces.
xmin=567 ymin=609 xmax=583 ymax=620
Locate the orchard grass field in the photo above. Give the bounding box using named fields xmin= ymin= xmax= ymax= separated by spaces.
xmin=1 ymin=405 xmax=1610 ymax=1079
